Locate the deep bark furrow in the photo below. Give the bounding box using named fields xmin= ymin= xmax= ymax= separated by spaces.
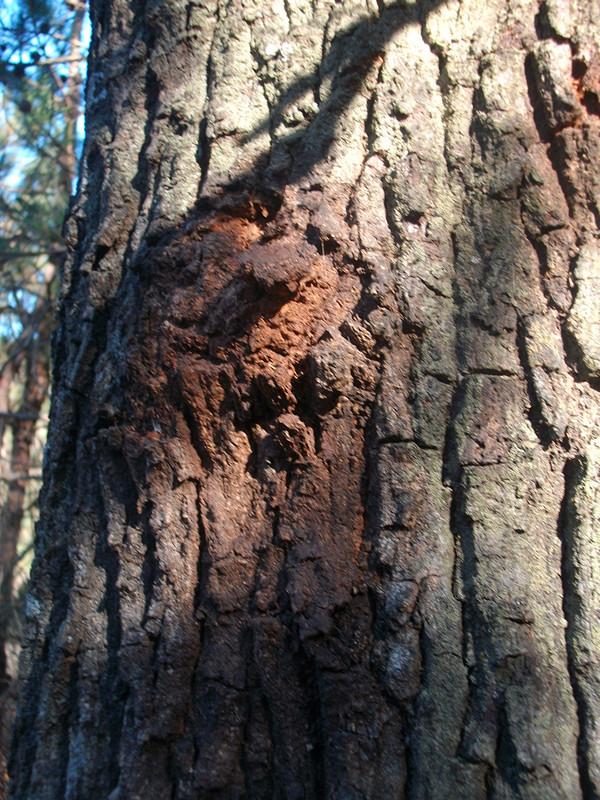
xmin=558 ymin=456 xmax=600 ymax=799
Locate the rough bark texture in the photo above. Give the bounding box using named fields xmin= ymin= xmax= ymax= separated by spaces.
xmin=9 ymin=0 xmax=600 ymax=798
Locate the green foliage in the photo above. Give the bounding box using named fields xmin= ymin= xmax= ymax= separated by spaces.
xmin=0 ymin=1 xmax=85 ymax=782
xmin=0 ymin=0 xmax=86 ymax=571
xmin=0 ymin=0 xmax=86 ymax=346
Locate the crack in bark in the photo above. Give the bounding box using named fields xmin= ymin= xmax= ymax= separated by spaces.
xmin=515 ymin=316 xmax=557 ymax=448
xmin=558 ymin=456 xmax=597 ymax=800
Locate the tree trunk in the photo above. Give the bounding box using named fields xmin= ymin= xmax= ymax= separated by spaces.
xmin=9 ymin=1 xmax=600 ymax=798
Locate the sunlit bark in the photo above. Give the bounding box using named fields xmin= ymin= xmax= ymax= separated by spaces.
xmin=9 ymin=1 xmax=600 ymax=798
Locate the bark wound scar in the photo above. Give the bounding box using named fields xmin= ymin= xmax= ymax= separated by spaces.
xmin=119 ymin=193 xmax=383 ymax=668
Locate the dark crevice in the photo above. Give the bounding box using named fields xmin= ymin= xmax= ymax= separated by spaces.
xmin=519 ymin=220 xmax=565 ymax=313
xmin=139 ymin=502 xmax=159 ymax=627
xmin=533 ymin=2 xmax=569 ymax=42
xmin=572 ymin=58 xmax=586 ymax=81
xmin=581 ymin=90 xmax=600 ymax=116
xmin=56 ymin=651 xmax=80 ymax=800
xmin=558 ymin=456 xmax=596 ymax=800
xmin=515 ymin=317 xmax=556 ymax=448
xmin=130 ymin=63 xmax=162 ymax=204
xmin=291 ymin=364 xmax=324 ymax=454
xmin=91 ymin=243 xmax=110 ymax=271
xmin=197 ymin=117 xmax=211 ymax=194
xmin=177 ymin=388 xmax=214 ymax=472
xmin=299 ymin=650 xmax=327 ymax=800
xmin=193 ymin=482 xmax=212 ymax=616
xmin=465 ymin=367 xmax=520 ymax=378
xmin=404 ymin=615 xmax=431 ymax=800
xmin=377 ymin=434 xmax=415 ymax=446
xmin=445 ymin=224 xmax=502 ymax=780
xmin=572 ymin=59 xmax=600 ymax=117
xmin=546 ymin=137 xmax=577 ymax=220
xmin=95 ymin=466 xmax=126 ymax=795
xmin=305 ymin=223 xmax=340 ymax=255
xmin=523 ymin=52 xmax=578 ymax=218
xmin=494 ymin=698 xmax=527 ymax=796
xmin=382 ymin=176 xmax=405 ymax=246
xmin=524 ymin=51 xmax=552 ymax=142
xmin=560 ymin=318 xmax=600 ymax=393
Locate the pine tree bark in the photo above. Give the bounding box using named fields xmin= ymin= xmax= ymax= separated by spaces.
xmin=9 ymin=1 xmax=600 ymax=798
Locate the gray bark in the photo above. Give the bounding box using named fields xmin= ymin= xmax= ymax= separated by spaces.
xmin=9 ymin=1 xmax=600 ymax=798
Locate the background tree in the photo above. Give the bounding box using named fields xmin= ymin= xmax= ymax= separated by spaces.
xmin=0 ymin=0 xmax=86 ymax=787
xmin=9 ymin=0 xmax=600 ymax=798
